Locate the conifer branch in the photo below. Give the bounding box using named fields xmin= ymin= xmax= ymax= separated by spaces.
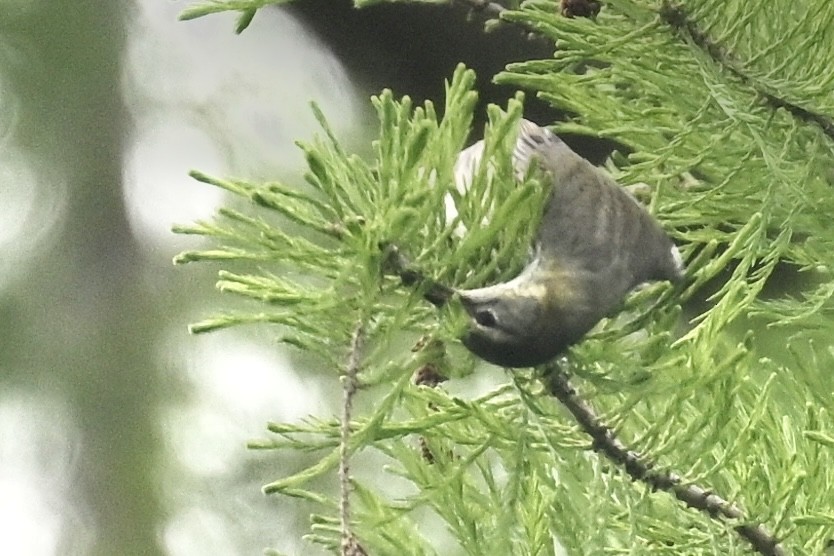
xmin=384 ymin=249 xmax=786 ymax=553
xmin=543 ymin=369 xmax=786 ymax=556
xmin=659 ymin=1 xmax=834 ymax=141
xmin=339 ymin=322 xmax=368 ymax=556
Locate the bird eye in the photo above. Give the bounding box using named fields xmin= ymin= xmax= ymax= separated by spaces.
xmin=474 ymin=309 xmax=497 ymax=328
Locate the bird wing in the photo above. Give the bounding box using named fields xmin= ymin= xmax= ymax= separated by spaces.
xmin=514 ymin=121 xmax=682 ymax=294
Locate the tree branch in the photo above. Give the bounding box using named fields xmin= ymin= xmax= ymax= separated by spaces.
xmin=543 ymin=368 xmax=786 ymax=556
xmin=385 ymin=238 xmax=786 ymax=554
xmin=339 ymin=322 xmax=368 ymax=556
xmin=456 ymin=0 xmax=834 ymax=141
xmin=659 ymin=1 xmax=834 ymax=142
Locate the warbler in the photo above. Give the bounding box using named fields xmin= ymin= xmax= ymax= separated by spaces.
xmin=451 ymin=119 xmax=683 ymax=368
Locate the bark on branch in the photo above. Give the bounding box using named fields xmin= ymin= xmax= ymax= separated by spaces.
xmin=544 ymin=369 xmax=786 ymax=556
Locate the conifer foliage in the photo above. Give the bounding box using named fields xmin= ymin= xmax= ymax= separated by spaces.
xmin=176 ymin=1 xmax=834 ymax=554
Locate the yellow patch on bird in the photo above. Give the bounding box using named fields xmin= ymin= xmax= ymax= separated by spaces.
xmin=537 ymin=262 xmax=583 ymax=309
xmin=514 ymin=282 xmax=548 ymax=300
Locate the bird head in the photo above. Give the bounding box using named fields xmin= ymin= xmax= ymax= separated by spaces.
xmin=459 ymin=286 xmax=550 ymax=368
xmin=456 ymin=257 xmax=593 ymax=368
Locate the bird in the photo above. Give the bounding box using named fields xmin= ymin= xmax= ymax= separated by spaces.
xmin=450 ymin=119 xmax=683 ymax=368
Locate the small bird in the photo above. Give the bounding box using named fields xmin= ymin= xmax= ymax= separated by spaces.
xmin=452 ymin=120 xmax=683 ymax=368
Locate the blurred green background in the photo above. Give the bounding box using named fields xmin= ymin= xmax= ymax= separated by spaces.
xmin=0 ymin=2 xmax=362 ymax=554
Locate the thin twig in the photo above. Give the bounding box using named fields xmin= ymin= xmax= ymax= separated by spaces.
xmin=544 ymin=369 xmax=787 ymax=556
xmin=412 ymin=336 xmax=450 ymax=463
xmin=339 ymin=322 xmax=367 ymax=556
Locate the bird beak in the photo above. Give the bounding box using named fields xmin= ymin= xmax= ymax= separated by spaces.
xmin=458 ymin=285 xmax=496 ymax=303
xmin=456 ymin=283 xmax=510 ymax=317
